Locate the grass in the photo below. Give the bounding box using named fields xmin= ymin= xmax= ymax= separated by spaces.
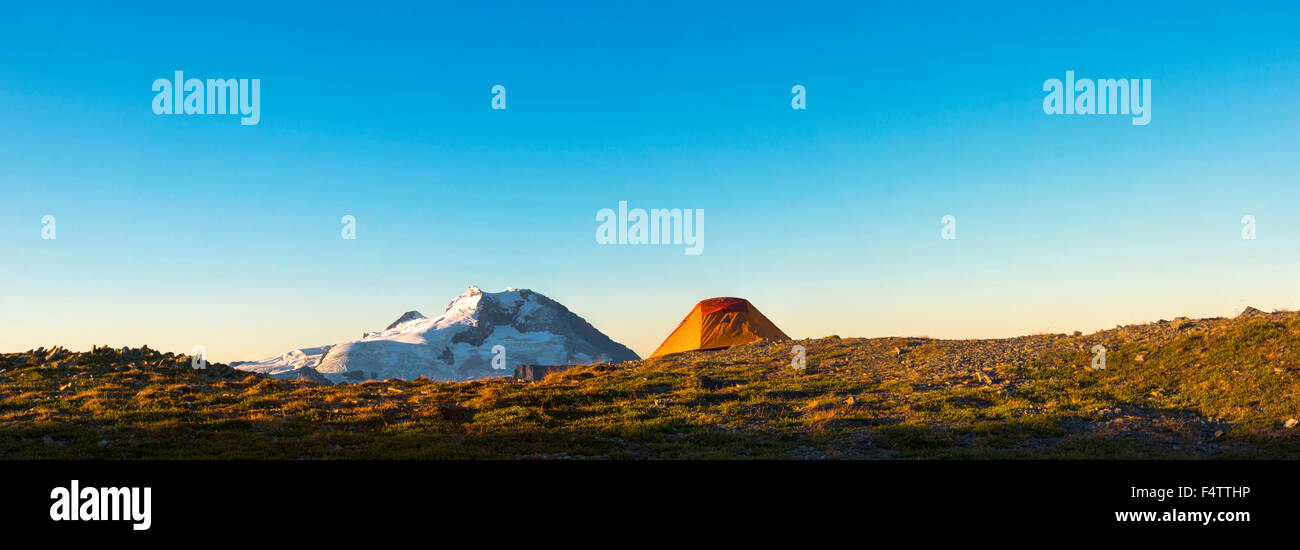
xmin=2 ymin=312 xmax=1299 ymax=459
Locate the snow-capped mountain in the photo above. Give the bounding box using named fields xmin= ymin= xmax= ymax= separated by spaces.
xmin=232 ymin=286 xmax=639 ymax=383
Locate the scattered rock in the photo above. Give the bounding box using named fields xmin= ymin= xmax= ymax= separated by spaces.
xmin=513 ymin=364 xmax=575 ymax=382
xmin=688 ymin=374 xmax=730 ymax=391
xmin=44 ymin=346 xmax=65 ymax=362
xmin=1285 ymin=418 xmax=1298 ymax=429
xmin=291 ymin=367 xmax=332 ymax=385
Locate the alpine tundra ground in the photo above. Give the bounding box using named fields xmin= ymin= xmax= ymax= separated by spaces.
xmin=3 ymin=308 xmax=1299 ymax=459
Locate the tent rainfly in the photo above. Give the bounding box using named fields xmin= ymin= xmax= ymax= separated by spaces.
xmin=650 ymin=297 xmax=789 ymax=358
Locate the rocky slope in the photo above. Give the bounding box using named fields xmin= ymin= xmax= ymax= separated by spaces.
xmin=3 ymin=308 xmax=1298 ymax=459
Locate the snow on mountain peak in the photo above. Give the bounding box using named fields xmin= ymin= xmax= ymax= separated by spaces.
xmin=234 ymin=286 xmax=638 ymax=384
xmin=386 ymin=310 xmax=427 ymax=330
xmin=444 ymin=285 xmax=487 ymax=313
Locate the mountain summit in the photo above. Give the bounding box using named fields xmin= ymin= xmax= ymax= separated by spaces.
xmin=384 ymin=310 xmax=427 ymax=330
xmin=233 ymin=286 xmax=639 ymax=383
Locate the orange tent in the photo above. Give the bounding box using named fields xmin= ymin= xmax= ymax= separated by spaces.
xmin=650 ymin=297 xmax=790 ymax=358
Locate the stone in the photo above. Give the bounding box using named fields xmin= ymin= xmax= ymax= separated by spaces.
xmin=1238 ymin=306 xmax=1265 ymax=318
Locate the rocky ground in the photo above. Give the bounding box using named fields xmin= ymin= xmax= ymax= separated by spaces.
xmin=2 ymin=308 xmax=1299 ymax=459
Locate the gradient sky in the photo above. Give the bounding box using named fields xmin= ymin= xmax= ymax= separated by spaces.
xmin=2 ymin=1 xmax=1298 ymax=362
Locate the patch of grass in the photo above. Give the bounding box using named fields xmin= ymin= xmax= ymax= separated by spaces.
xmin=4 ymin=314 xmax=1300 ymax=459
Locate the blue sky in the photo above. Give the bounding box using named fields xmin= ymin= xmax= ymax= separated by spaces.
xmin=2 ymin=1 xmax=1298 ymax=361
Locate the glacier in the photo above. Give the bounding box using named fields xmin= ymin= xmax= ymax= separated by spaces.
xmin=232 ymin=286 xmax=639 ymax=384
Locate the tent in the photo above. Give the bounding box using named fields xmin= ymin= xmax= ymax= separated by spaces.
xmin=650 ymin=297 xmax=790 ymax=358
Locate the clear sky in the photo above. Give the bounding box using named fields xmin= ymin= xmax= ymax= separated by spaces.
xmin=2 ymin=1 xmax=1298 ymax=362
